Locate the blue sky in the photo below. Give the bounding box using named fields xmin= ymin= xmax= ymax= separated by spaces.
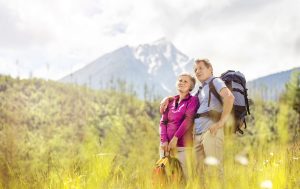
xmin=0 ymin=0 xmax=299 ymax=80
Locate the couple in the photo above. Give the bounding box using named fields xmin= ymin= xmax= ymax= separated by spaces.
xmin=159 ymin=59 xmax=234 ymax=179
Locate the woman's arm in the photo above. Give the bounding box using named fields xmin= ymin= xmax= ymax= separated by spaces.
xmin=160 ymin=106 xmax=169 ymax=144
xmin=168 ymin=97 xmax=199 ymax=150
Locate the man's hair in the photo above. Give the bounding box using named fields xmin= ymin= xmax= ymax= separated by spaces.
xmin=194 ymin=58 xmax=213 ymax=75
xmin=178 ymin=73 xmax=196 ymax=91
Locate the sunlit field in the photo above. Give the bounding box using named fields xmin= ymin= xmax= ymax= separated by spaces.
xmin=0 ymin=73 xmax=299 ymax=189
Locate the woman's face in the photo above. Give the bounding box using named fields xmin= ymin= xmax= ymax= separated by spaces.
xmin=176 ymin=75 xmax=192 ymax=93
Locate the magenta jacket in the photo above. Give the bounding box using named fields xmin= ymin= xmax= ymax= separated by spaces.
xmin=160 ymin=93 xmax=200 ymax=147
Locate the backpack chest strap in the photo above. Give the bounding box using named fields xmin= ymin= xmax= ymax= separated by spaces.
xmin=195 ymin=110 xmax=222 ymax=122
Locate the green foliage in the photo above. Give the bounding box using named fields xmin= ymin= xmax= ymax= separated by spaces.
xmin=0 ymin=74 xmax=299 ymax=189
xmin=0 ymin=75 xmax=160 ymax=188
xmin=280 ymin=71 xmax=300 ymax=141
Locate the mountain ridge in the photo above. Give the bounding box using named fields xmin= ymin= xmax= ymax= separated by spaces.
xmin=60 ymin=39 xmax=299 ymax=100
xmin=60 ymin=38 xmax=194 ymax=98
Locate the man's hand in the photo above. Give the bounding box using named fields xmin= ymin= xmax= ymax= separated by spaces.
xmin=209 ymin=87 xmax=234 ymax=136
xmin=209 ymin=120 xmax=225 ymax=136
xmin=159 ymin=96 xmax=172 ymax=114
xmin=167 ymin=137 xmax=178 ymax=151
xmin=161 ymin=142 xmax=168 ymax=152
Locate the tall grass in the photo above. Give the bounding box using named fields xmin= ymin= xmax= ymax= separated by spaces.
xmin=0 ymin=75 xmax=299 ymax=189
xmin=25 ymin=135 xmax=299 ymax=189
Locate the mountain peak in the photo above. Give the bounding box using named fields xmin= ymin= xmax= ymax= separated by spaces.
xmin=152 ymin=37 xmax=173 ymax=46
xmin=60 ymin=38 xmax=193 ymax=98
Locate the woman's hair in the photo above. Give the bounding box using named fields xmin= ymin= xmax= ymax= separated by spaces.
xmin=194 ymin=58 xmax=213 ymax=74
xmin=178 ymin=72 xmax=196 ymax=91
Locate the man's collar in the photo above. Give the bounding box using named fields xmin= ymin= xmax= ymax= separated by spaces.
xmin=202 ymin=76 xmax=214 ymax=85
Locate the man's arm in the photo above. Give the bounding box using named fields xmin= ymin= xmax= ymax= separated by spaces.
xmin=219 ymin=87 xmax=235 ymax=123
xmin=209 ymin=87 xmax=234 ymax=135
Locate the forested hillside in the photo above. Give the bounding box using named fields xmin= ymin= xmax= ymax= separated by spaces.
xmin=0 ymin=75 xmax=160 ymax=188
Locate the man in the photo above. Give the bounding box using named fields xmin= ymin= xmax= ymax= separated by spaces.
xmin=160 ymin=59 xmax=234 ymax=179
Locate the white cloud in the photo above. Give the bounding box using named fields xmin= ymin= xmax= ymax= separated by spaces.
xmin=172 ymin=0 xmax=300 ymax=79
xmin=0 ymin=0 xmax=299 ymax=81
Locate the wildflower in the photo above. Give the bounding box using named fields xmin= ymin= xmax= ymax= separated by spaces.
xmin=97 ymin=153 xmax=114 ymax=156
xmin=235 ymin=155 xmax=249 ymax=166
xmin=263 ymin=159 xmax=269 ymax=166
xmin=204 ymin=156 xmax=219 ymax=166
xmin=269 ymin=152 xmax=274 ymax=156
xmin=260 ymin=180 xmax=272 ymax=189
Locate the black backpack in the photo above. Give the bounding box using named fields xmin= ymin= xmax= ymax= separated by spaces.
xmin=208 ymin=70 xmax=250 ymax=134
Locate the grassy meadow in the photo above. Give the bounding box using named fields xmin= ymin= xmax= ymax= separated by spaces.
xmin=0 ymin=73 xmax=299 ymax=189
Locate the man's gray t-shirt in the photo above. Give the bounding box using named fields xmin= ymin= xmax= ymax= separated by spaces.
xmin=194 ymin=76 xmax=227 ymax=134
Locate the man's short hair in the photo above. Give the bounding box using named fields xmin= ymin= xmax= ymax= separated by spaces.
xmin=178 ymin=72 xmax=196 ymax=91
xmin=194 ymin=58 xmax=213 ymax=74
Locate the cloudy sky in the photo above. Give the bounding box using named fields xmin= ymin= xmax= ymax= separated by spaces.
xmin=0 ymin=0 xmax=299 ymax=81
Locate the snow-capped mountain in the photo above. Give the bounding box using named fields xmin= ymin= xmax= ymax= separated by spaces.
xmin=59 ymin=38 xmax=299 ymax=101
xmin=60 ymin=38 xmax=195 ymax=98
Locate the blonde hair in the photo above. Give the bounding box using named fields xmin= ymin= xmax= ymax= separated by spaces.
xmin=178 ymin=72 xmax=196 ymax=91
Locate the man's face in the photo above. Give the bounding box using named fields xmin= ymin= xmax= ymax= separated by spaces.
xmin=194 ymin=61 xmax=212 ymax=83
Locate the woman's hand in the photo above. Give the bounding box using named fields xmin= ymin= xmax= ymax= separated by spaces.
xmin=161 ymin=142 xmax=169 ymax=152
xmin=167 ymin=137 xmax=178 ymax=151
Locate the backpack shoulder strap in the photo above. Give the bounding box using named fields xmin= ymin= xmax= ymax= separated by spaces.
xmin=208 ymin=77 xmax=223 ymax=107
xmin=194 ymin=86 xmax=202 ymax=97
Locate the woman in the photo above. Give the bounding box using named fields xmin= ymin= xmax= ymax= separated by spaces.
xmin=160 ymin=73 xmax=199 ymax=179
